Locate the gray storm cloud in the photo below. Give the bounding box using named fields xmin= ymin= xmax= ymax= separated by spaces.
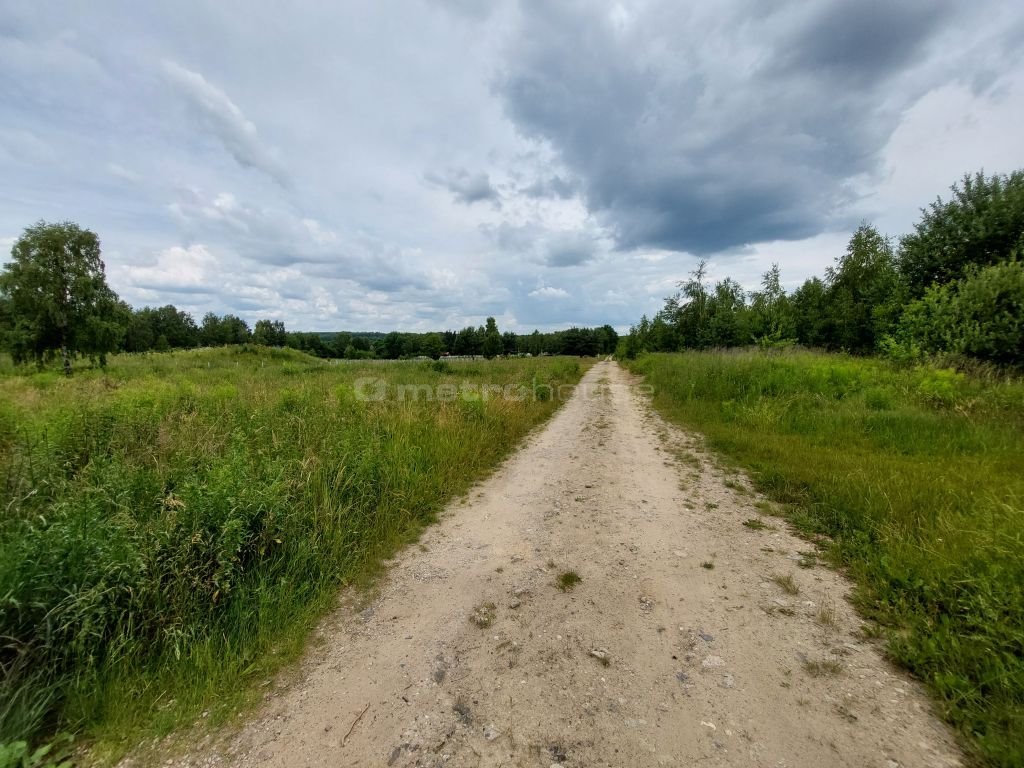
xmin=494 ymin=0 xmax=980 ymax=254
xmin=0 ymin=0 xmax=1021 ymax=330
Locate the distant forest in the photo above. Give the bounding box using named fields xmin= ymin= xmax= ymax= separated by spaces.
xmin=108 ymin=310 xmax=618 ymax=360
xmin=0 ymin=217 xmax=618 ymax=368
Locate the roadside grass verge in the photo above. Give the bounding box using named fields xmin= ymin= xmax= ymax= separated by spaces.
xmin=0 ymin=347 xmax=587 ymax=760
xmin=627 ymin=350 xmax=1024 ymax=767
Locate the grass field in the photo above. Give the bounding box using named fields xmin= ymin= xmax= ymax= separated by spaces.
xmin=627 ymin=350 xmax=1024 ymax=767
xmin=0 ymin=347 xmax=587 ymax=761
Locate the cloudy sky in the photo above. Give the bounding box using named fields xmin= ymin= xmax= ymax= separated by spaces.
xmin=2 ymin=1 xmax=1023 ymax=332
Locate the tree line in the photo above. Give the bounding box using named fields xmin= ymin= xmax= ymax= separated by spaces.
xmin=0 ymin=222 xmax=617 ymax=372
xmin=364 ymin=323 xmax=618 ymax=361
xmin=620 ymin=169 xmax=1024 ymax=366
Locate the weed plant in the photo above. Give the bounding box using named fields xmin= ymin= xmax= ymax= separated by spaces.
xmin=0 ymin=346 xmax=586 ymax=756
xmin=628 ymin=350 xmax=1024 ymax=766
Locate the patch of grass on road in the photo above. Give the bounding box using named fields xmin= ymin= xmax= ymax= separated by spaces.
xmin=771 ymin=573 xmax=800 ymax=595
xmin=555 ymin=570 xmax=582 ymax=591
xmin=0 ymin=347 xmax=587 ymax=759
xmin=628 ymin=350 xmax=1024 ymax=767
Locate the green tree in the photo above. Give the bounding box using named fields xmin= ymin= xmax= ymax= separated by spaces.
xmin=670 ymin=260 xmax=710 ymax=349
xmin=900 ymin=170 xmax=1024 ymax=297
xmin=619 ymin=326 xmax=642 ymax=359
xmin=501 ymin=330 xmax=518 ymax=356
xmin=152 ymin=305 xmax=199 ymax=348
xmin=200 ymin=312 xmax=225 ymax=346
xmin=454 ymin=326 xmax=482 ymax=356
xmin=749 ymin=264 xmax=795 ymax=345
xmin=482 ymin=317 xmax=502 ymax=359
xmin=706 ymin=277 xmax=748 ymax=347
xmin=123 ymin=308 xmax=157 ymax=352
xmin=421 ymin=332 xmax=445 ymax=359
xmin=331 ymin=332 xmax=353 ymax=358
xmin=0 ymin=221 xmax=121 ymax=373
xmin=526 ymin=330 xmax=543 ymax=356
xmin=791 ymin=277 xmax=830 ymax=347
xmin=253 ymin=319 xmax=286 ymax=346
xmin=381 ymin=331 xmax=405 ymax=359
xmin=825 ymin=224 xmax=899 ymax=352
xmin=219 ymin=314 xmax=251 ymax=345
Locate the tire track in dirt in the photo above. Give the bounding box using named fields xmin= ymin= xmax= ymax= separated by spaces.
xmin=158 ymin=360 xmax=962 ymax=768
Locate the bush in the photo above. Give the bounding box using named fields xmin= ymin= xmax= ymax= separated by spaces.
xmin=953 ymin=259 xmax=1024 ymax=364
xmin=891 ymin=259 xmax=1024 ymax=366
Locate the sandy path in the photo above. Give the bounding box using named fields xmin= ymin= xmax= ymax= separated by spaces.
xmin=176 ymin=361 xmax=962 ymax=768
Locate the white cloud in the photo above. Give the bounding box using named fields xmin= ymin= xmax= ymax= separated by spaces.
xmin=112 ymin=243 xmax=219 ymax=294
xmin=866 ymin=71 xmax=1024 ymax=235
xmin=161 ymin=60 xmax=289 ymax=187
xmin=529 ymin=284 xmax=569 ymax=299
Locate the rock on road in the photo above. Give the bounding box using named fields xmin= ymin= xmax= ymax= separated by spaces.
xmin=173 ymin=361 xmax=962 ymax=768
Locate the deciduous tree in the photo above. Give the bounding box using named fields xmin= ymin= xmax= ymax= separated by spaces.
xmin=0 ymin=221 xmax=121 ymax=372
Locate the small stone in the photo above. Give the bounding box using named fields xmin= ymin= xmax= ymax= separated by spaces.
xmin=698 ymin=631 xmax=714 ymax=642
xmin=702 ymin=655 xmax=725 ymax=669
xmin=483 ymin=723 xmax=501 ymax=741
xmin=590 ymin=648 xmax=609 ymax=662
xmin=720 ymin=673 xmax=734 ymax=689
xmin=508 ymin=600 xmax=521 ymax=609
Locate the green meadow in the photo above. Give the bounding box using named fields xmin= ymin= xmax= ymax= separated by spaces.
xmin=628 ymin=350 xmax=1024 ymax=767
xmin=0 ymin=347 xmax=586 ymax=759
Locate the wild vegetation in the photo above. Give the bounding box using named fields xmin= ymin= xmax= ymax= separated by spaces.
xmin=109 ymin=306 xmax=618 ymax=361
xmin=628 ymin=350 xmax=1024 ymax=766
xmin=0 ymin=347 xmax=586 ymax=758
xmin=620 ymin=170 xmax=1024 ymax=368
xmin=3 ymin=163 xmax=1021 ymax=766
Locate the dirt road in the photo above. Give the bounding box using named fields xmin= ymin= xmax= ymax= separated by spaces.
xmin=178 ymin=361 xmax=962 ymax=767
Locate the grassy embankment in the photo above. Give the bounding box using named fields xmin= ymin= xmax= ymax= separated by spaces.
xmin=628 ymin=350 xmax=1023 ymax=767
xmin=0 ymin=346 xmax=587 ymax=760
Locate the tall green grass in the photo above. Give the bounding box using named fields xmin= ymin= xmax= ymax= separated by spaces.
xmin=628 ymin=350 xmax=1023 ymax=767
xmin=0 ymin=346 xmax=586 ymax=759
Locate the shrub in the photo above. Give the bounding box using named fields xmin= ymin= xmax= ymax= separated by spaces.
xmin=891 ymin=259 xmax=1024 ymax=366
